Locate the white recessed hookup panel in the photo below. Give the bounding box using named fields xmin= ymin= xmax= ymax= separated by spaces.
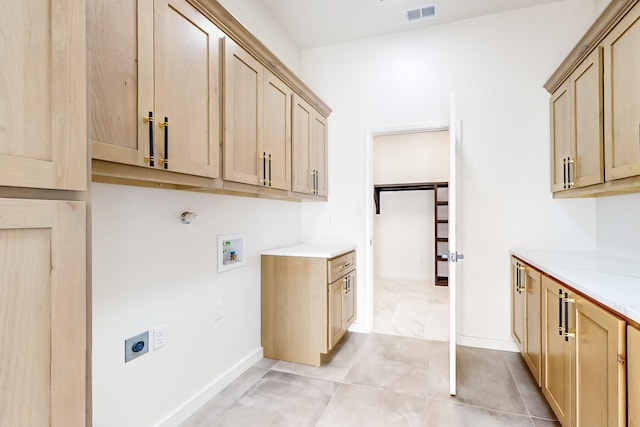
xmin=218 ymin=233 xmax=246 ymax=272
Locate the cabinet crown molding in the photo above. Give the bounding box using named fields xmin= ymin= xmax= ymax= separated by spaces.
xmin=544 ymin=0 xmax=637 ymax=93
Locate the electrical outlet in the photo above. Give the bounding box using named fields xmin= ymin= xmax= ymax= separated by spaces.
xmin=154 ymin=325 xmax=167 ymax=350
xmin=215 ymin=301 xmax=223 ymax=321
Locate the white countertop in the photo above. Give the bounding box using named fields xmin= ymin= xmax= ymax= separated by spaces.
xmin=511 ymin=249 xmax=640 ymax=324
xmin=262 ymin=243 xmax=356 ymax=258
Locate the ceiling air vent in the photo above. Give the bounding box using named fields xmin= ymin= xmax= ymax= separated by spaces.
xmin=405 ymin=3 xmax=438 ymax=22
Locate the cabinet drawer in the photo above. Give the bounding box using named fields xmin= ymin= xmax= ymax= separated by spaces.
xmin=328 ymin=251 xmax=356 ymax=283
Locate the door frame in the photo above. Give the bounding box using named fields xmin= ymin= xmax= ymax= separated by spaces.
xmin=363 ymin=121 xmax=449 ymax=334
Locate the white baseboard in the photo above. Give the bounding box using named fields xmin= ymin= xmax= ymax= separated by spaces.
xmin=348 ymin=321 xmax=370 ymax=334
xmin=157 ymin=347 xmax=264 ymax=427
xmin=457 ymin=335 xmax=519 ymax=352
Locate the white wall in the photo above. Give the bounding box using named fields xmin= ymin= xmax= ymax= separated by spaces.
xmin=373 ymin=131 xmax=449 ymax=279
xmin=92 ymin=184 xmax=302 ymax=426
xmin=300 ymin=0 xmax=601 ymax=350
xmin=218 ymin=0 xmax=301 ymax=74
xmin=90 ymin=2 xmax=305 ymax=425
xmin=596 ymin=193 xmax=640 ymax=260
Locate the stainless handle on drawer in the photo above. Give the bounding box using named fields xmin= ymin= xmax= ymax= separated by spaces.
xmin=340 ymin=262 xmax=352 ymax=270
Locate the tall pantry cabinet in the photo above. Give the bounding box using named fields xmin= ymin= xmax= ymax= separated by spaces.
xmin=0 ymin=1 xmax=87 ymax=426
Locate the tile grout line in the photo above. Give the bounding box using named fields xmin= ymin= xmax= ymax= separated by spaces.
xmin=503 ymin=353 xmax=534 ymax=420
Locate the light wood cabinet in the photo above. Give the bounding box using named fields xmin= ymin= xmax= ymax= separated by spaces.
xmin=629 ymin=325 xmax=640 ymax=427
xmin=90 ymin=0 xmax=221 ymax=178
xmin=538 ymin=273 xmax=626 ymax=427
xmin=603 ymin=3 xmax=640 ymax=181
xmin=0 ymin=199 xmax=86 ymax=427
xmin=223 ymin=38 xmax=292 ymax=190
xmin=511 ymin=257 xmax=542 ymax=385
xmin=542 ymin=275 xmax=574 ymax=427
xmin=261 ymin=249 xmax=356 ymax=366
xmin=511 ymin=257 xmax=525 ymax=352
xmin=0 ymin=0 xmax=86 ymax=190
xmin=292 ymin=94 xmax=328 ymax=196
xmin=574 ymin=295 xmax=625 ymax=427
xmin=550 ymin=48 xmax=603 ymax=193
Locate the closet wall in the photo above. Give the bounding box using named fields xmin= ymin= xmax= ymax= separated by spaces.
xmin=373 ymin=131 xmax=449 ymax=279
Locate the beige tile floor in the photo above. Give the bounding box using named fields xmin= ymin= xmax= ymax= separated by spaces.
xmin=374 ymin=276 xmax=449 ymax=341
xmin=181 ymin=332 xmax=560 ymax=427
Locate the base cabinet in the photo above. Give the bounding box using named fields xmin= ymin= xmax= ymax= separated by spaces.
xmin=511 ymin=257 xmax=542 ymax=385
xmin=522 ymin=268 xmax=627 ymax=427
xmin=261 ymin=250 xmax=356 ymax=366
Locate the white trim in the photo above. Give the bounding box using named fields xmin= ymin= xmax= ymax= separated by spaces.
xmin=348 ymin=321 xmax=371 ymax=334
xmin=157 ymin=347 xmax=263 ymax=427
xmin=458 ymin=335 xmax=520 ymax=353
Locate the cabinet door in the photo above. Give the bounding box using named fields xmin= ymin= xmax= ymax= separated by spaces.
xmin=541 ymin=276 xmax=573 ymax=427
xmin=603 ymin=4 xmax=640 ymax=181
xmin=224 ymin=37 xmax=262 ymax=185
xmin=90 ymin=0 xmax=153 ymax=168
xmin=0 ymin=199 xmax=86 ymax=427
xmin=523 ymin=266 xmax=542 ymax=386
xmin=263 ymin=71 xmax=292 ymax=190
xmin=572 ymin=48 xmax=604 ymax=188
xmin=343 ymin=271 xmax=357 ymax=328
xmin=629 ymin=325 xmax=640 ymax=427
xmin=574 ymin=296 xmax=625 ymax=427
xmin=0 ymin=0 xmax=86 ymax=190
xmin=292 ymin=94 xmax=313 ymax=194
xmin=550 ymin=81 xmax=572 ymax=193
xmin=154 ymin=0 xmax=221 ymax=177
xmin=312 ymin=112 xmax=328 ymax=196
xmin=511 ymin=257 xmax=525 ymax=352
xmin=328 ymin=278 xmax=345 ymax=351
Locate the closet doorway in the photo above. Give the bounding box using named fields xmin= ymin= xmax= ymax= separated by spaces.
xmin=372 ymin=130 xmax=450 ymax=341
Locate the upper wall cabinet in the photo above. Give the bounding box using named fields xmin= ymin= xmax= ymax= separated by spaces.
xmin=603 ymin=4 xmax=640 ymax=181
xmin=550 ymin=48 xmax=603 ymax=193
xmin=292 ymin=94 xmax=328 ymax=197
xmin=223 ymin=38 xmax=292 ymax=191
xmin=546 ymin=0 xmax=640 ymax=197
xmin=90 ymin=0 xmax=221 ymax=179
xmin=0 ymin=0 xmax=86 ymax=190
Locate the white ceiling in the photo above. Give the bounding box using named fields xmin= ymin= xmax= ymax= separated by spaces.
xmin=257 ymin=0 xmax=567 ymax=49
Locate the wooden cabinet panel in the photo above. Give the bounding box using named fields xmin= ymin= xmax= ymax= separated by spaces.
xmin=0 ymin=199 xmax=85 ymax=427
xmin=263 ymin=71 xmax=292 ymax=190
xmin=604 ymin=4 xmax=640 ymax=181
xmin=328 ymin=278 xmax=344 ymax=350
xmin=343 ymin=271 xmax=357 ymax=328
xmin=90 ymin=0 xmax=221 ymax=178
xmin=542 ymin=276 xmax=573 ymax=427
xmin=224 ymin=38 xmax=261 ymax=185
xmin=90 ymin=0 xmax=151 ymax=167
xmin=292 ymin=95 xmax=313 ymax=194
xmin=0 ymin=0 xmax=86 ymax=190
xmin=550 ymin=82 xmax=572 ymax=193
xmin=550 ymin=48 xmax=603 ymax=193
xmin=573 ymin=48 xmax=603 ymax=188
xmin=523 ymin=266 xmax=542 ymax=386
xmin=511 ymin=257 xmax=525 ymax=352
xmin=574 ymin=297 xmax=625 ymax=427
xmin=155 ymin=0 xmax=221 ymax=177
xmin=629 ymin=325 xmax=640 ymax=427
xmin=292 ymin=94 xmax=328 ymax=196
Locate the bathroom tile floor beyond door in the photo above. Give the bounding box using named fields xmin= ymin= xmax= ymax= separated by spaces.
xmin=181 ymin=332 xmax=559 ymax=427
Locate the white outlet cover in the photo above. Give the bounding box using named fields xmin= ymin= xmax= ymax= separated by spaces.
xmin=153 ymin=325 xmax=167 ymax=350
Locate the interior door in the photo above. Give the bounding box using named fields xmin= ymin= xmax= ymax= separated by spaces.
xmin=449 ymin=92 xmax=463 ymax=396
